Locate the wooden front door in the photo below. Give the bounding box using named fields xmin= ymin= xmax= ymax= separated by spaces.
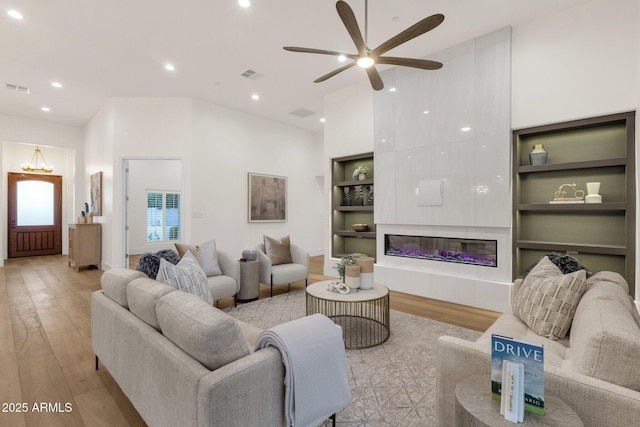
xmin=7 ymin=173 xmax=62 ymax=258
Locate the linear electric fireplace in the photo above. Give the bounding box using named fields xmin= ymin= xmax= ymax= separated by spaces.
xmin=385 ymin=234 xmax=497 ymax=267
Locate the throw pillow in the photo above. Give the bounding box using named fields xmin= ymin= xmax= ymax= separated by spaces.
xmin=175 ymin=240 xmax=222 ymax=276
xmin=523 ymin=253 xmax=589 ymax=278
xmin=156 ymin=250 xmax=212 ymax=304
xmin=513 ymin=256 xmax=587 ymax=340
xmin=135 ymin=249 xmax=180 ymax=279
xmin=264 ymin=235 xmax=293 ymax=265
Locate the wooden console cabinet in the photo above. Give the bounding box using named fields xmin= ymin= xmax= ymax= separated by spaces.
xmin=68 ymin=223 xmax=101 ymax=271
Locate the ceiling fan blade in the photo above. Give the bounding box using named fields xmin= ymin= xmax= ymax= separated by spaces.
xmin=372 ymin=14 xmax=444 ymax=57
xmin=283 ymin=46 xmax=356 ymax=60
xmin=336 ymin=0 xmax=367 ymax=56
xmin=314 ymin=63 xmax=356 ymax=83
xmin=366 ymin=66 xmax=384 ymax=91
xmin=376 ymin=56 xmax=443 ymax=70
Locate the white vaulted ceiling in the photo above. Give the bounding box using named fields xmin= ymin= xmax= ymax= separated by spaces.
xmin=0 ymin=0 xmax=588 ymax=133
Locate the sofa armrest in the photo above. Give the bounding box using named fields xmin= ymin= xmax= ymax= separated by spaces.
xmin=290 ymin=243 xmax=309 ymax=269
xmin=544 ymin=365 xmax=640 ymax=427
xmin=198 ymin=346 xmax=285 ymax=427
xmin=256 ymin=245 xmax=272 ymax=284
xmin=217 ymin=251 xmax=240 ymax=291
xmin=436 ymin=336 xmax=491 ymax=427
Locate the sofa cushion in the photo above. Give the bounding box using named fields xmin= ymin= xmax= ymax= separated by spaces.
xmin=101 ymin=268 xmax=146 ymax=308
xmin=513 ymin=256 xmax=587 ymax=340
xmin=264 ymin=235 xmax=293 ymax=266
xmin=175 ymin=240 xmax=222 ymax=277
xmin=135 ymin=249 xmax=180 ymax=279
xmin=157 ymin=251 xmax=213 ymax=304
xmin=479 ymin=309 xmax=568 ymax=368
xmin=156 ymin=291 xmax=250 ymax=370
xmin=570 ymin=297 xmax=640 ymax=391
xmin=127 ymin=278 xmax=176 ymax=330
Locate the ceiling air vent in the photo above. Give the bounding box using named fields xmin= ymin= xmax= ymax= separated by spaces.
xmin=289 ymin=108 xmax=316 ymax=118
xmin=240 ymin=69 xmax=263 ymax=80
xmin=5 ymin=83 xmax=30 ymax=93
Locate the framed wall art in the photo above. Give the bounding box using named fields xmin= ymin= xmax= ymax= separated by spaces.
xmin=248 ymin=172 xmax=287 ymax=222
xmin=90 ymin=171 xmax=103 ymax=216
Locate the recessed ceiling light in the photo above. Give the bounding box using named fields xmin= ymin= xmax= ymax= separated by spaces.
xmin=423 ymin=110 xmax=430 ymax=115
xmin=320 ymin=118 xmax=326 ymax=123
xmin=461 ymin=126 xmax=471 ymax=132
xmin=8 ymin=10 xmax=23 ymax=20
xmin=164 ymin=63 xmax=175 ymax=71
xmin=51 ymin=81 xmax=63 ymax=88
xmin=389 ymin=87 xmax=396 ymax=92
xmin=238 ymin=0 xmax=251 ymax=8
xmin=337 ymin=55 xmax=347 ymax=62
xmin=251 ymin=94 xmax=259 ymax=100
xmin=41 ymin=107 xmax=50 ymax=112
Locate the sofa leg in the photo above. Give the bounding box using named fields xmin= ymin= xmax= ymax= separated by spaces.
xmin=305 ymin=278 xmax=308 ymax=287
xmin=95 ymin=355 xmax=99 ymax=371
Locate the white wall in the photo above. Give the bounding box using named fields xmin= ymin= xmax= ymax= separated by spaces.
xmin=0 ymin=113 xmax=83 ymax=267
xmin=83 ymin=97 xmax=324 ymax=269
xmin=191 ymin=100 xmax=324 ymax=258
xmin=512 ymin=0 xmax=638 ymax=128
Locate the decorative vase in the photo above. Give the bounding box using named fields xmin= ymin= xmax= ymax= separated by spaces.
xmin=529 ymin=144 xmax=547 ymax=165
xmin=368 ymin=185 xmax=374 ymax=206
xmin=362 ymin=186 xmax=370 ymax=206
xmin=344 ymin=265 xmax=360 ymax=291
xmin=353 ymin=185 xmax=363 ymax=206
xmin=352 ymin=169 xmax=360 ymax=181
xmin=342 ymin=187 xmax=351 ymax=206
xmin=356 ymin=257 xmax=374 ymax=290
xmin=585 ymin=182 xmax=602 ymax=203
xmin=359 ymin=173 xmax=366 ymax=181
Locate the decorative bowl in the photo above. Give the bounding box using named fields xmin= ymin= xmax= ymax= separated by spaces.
xmin=352 ymin=223 xmax=368 ymax=232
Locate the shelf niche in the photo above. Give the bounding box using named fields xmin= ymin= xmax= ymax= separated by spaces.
xmin=512 ymin=111 xmax=635 ymax=295
xmin=332 ymin=152 xmax=375 ymax=260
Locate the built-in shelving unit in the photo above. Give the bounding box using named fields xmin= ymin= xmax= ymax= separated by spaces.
xmin=512 ymin=111 xmax=635 ymax=294
xmin=332 ymin=152 xmax=376 ymax=259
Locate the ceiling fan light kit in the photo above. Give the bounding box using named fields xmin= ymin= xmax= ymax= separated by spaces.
xmin=283 ymin=0 xmax=444 ymax=90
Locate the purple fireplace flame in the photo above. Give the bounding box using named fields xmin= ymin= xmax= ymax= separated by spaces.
xmin=385 ymin=235 xmax=497 ymax=267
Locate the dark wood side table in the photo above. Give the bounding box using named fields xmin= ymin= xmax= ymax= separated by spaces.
xmin=237 ymin=260 xmax=259 ymax=302
xmin=455 ymin=375 xmax=583 ymax=426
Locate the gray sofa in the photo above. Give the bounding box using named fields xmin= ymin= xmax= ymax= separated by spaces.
xmin=436 ymin=271 xmax=640 ymax=427
xmin=92 ymin=268 xmax=285 ymax=427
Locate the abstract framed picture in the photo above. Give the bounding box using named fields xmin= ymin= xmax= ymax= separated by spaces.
xmin=90 ymin=171 xmax=103 ymax=216
xmin=248 ymin=173 xmax=287 ymax=222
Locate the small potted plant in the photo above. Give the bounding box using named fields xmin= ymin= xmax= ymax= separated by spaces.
xmin=333 ymin=255 xmax=356 ymax=282
xmin=352 ymin=165 xmax=370 ymax=181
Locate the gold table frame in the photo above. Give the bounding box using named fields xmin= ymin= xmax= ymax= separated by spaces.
xmin=306 ymin=280 xmax=390 ymax=349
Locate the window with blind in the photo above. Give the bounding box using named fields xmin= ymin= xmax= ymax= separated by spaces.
xmin=147 ymin=191 xmax=180 ymax=242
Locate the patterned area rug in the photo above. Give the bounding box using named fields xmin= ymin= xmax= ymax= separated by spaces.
xmin=224 ymin=289 xmax=481 ymax=426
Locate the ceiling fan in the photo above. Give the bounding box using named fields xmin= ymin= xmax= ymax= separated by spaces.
xmin=283 ymin=0 xmax=444 ymax=91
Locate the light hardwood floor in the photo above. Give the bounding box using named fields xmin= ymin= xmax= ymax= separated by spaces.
xmin=1 ymin=254 xmax=499 ymax=426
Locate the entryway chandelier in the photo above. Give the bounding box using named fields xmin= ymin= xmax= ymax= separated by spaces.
xmin=22 ymin=146 xmax=53 ymax=173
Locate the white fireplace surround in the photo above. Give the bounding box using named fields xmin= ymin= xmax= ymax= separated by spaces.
xmin=372 ymin=28 xmax=512 ymax=312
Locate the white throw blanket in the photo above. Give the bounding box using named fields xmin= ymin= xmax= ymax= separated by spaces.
xmin=255 ymin=313 xmax=352 ymax=427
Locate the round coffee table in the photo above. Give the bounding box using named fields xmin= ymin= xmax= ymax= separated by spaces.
xmin=306 ymin=280 xmax=390 ymax=349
